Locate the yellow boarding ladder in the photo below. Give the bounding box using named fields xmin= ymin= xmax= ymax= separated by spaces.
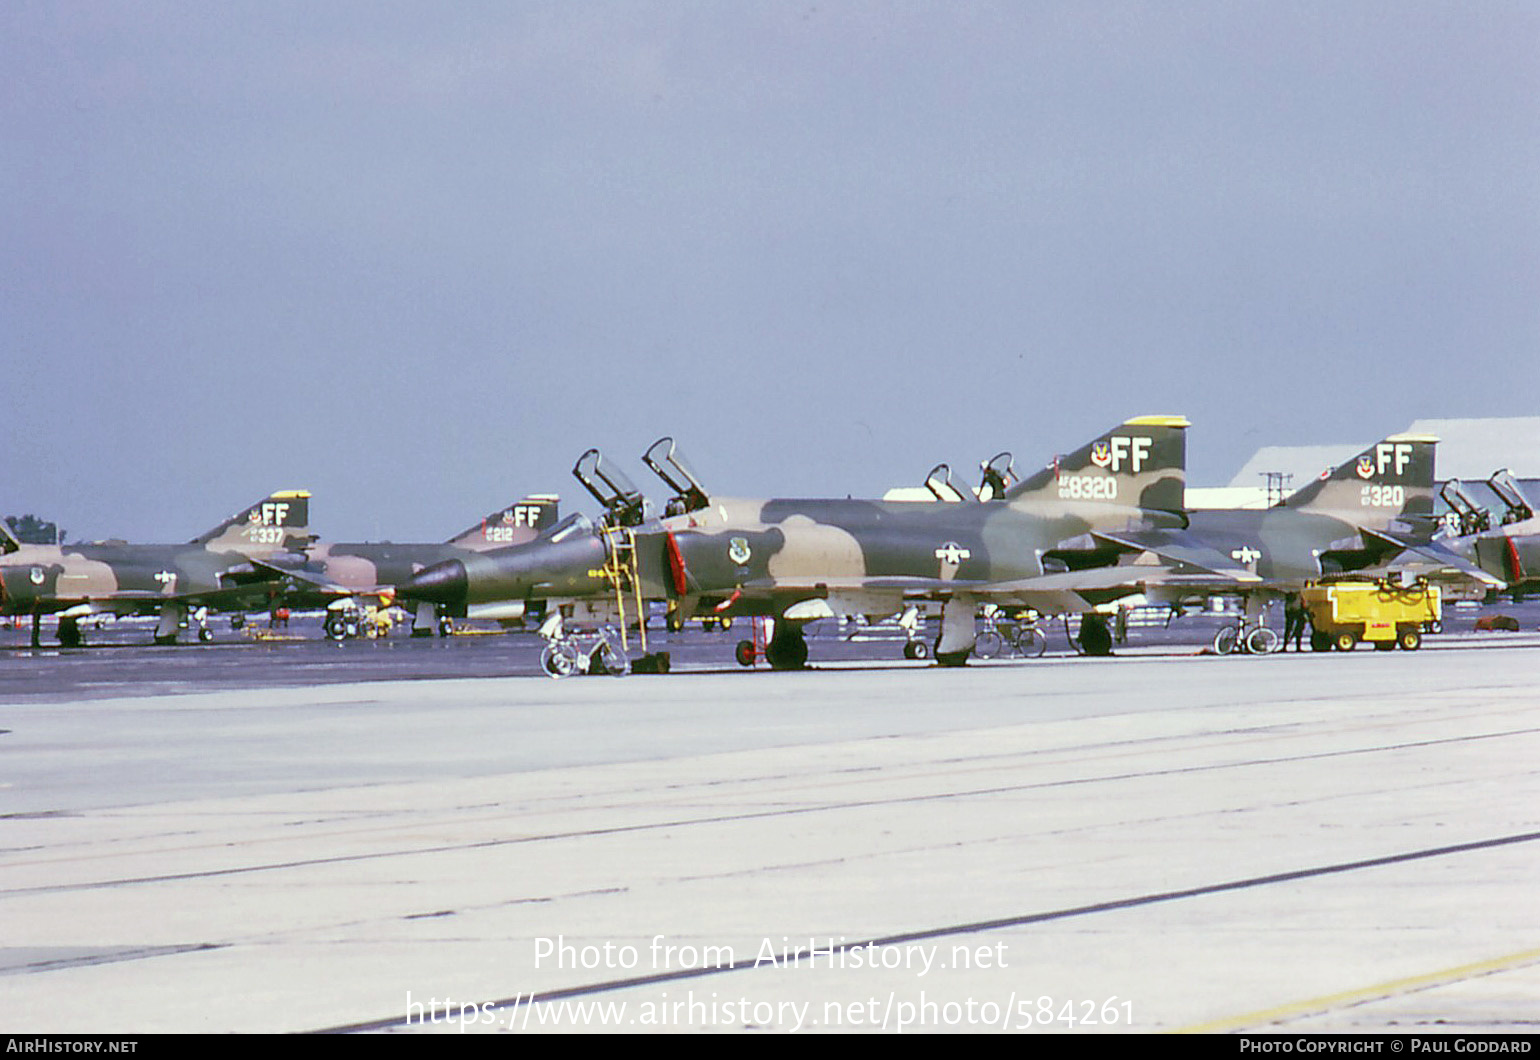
xmin=599 ymin=526 xmax=648 ymax=654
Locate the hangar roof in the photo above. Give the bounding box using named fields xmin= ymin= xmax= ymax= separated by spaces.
xmin=1223 ymin=417 xmax=1540 ymax=489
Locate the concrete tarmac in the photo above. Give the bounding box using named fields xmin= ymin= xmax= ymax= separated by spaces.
xmin=2 ymin=634 xmax=1539 ymax=1034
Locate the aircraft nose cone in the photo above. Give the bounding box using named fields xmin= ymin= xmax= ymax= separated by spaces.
xmin=397 ymin=559 xmax=468 ymax=605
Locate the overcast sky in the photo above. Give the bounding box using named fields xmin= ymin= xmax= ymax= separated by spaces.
xmin=4 ymin=2 xmax=1537 ymax=541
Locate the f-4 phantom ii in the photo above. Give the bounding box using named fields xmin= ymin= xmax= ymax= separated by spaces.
xmin=1074 ymin=433 xmax=1505 ymax=648
xmin=397 ymin=417 xmax=1194 ymax=669
xmin=254 ymin=495 xmax=559 ymax=637
xmin=0 ymin=490 xmax=314 ymax=646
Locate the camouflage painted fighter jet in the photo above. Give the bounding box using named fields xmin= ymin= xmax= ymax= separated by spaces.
xmin=1078 ymin=432 xmax=1506 ymax=648
xmin=258 ymin=494 xmax=559 ymax=636
xmin=1438 ymin=471 xmax=1539 ymax=592
xmin=397 ymin=417 xmax=1193 ymax=669
xmin=0 ymin=490 xmax=314 ymax=647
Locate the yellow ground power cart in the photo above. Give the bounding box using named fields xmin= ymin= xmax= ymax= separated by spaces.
xmin=1301 ymin=576 xmax=1441 ymax=652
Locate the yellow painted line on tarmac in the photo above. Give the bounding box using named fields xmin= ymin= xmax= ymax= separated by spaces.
xmin=1173 ymin=946 xmax=1540 ymax=1034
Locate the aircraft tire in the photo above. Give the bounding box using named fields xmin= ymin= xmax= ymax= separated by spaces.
xmin=934 ymin=649 xmax=970 ymax=667
xmin=766 ymin=635 xmax=808 ymax=670
xmin=59 ymin=618 xmax=84 ymax=649
xmin=1079 ymin=613 xmax=1114 ymax=656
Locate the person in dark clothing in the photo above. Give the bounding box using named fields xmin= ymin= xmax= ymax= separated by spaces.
xmin=1283 ymin=593 xmax=1308 ymax=651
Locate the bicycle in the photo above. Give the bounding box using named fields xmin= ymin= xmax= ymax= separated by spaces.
xmin=973 ymin=612 xmax=1048 ymax=659
xmin=1211 ymin=618 xmax=1280 ymax=656
xmin=539 ymin=621 xmax=630 ymax=679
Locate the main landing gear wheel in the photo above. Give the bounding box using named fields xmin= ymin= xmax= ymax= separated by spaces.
xmin=934 ymin=649 xmax=970 ymax=667
xmin=1078 ymin=613 xmax=1114 ymax=656
xmin=765 ymin=633 xmax=808 ymax=670
xmin=58 ymin=617 xmax=83 ymax=648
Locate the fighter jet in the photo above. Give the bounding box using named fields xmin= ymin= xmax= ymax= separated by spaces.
xmin=1078 ymin=432 xmax=1506 ymax=647
xmin=1438 ymin=470 xmax=1539 ymax=592
xmin=256 ymin=494 xmax=559 ymax=636
xmin=397 ymin=417 xmax=1192 ymax=669
xmin=0 ymin=490 xmax=314 ymax=646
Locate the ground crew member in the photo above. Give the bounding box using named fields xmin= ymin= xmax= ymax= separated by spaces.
xmin=1284 ymin=593 xmax=1307 ymax=651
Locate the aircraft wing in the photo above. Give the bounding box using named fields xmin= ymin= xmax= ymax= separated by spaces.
xmin=731 ymin=560 xmax=1246 ymax=617
xmin=1090 ymin=529 xmax=1265 ymax=583
xmin=232 ymin=557 xmax=355 ymax=595
xmin=1358 ymin=529 xmax=1507 ymax=590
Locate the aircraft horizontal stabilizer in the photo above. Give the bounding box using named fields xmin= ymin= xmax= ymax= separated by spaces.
xmin=1091 ymin=530 xmax=1264 ymax=583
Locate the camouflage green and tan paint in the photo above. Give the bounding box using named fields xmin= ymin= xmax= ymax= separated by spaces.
xmin=398 ymin=417 xmax=1192 ymax=666
xmin=0 ymin=490 xmax=313 ymax=644
xmin=269 ymin=495 xmax=560 ymax=629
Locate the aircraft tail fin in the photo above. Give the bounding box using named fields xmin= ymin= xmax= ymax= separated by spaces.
xmin=192 ymin=490 xmax=313 ymax=551
xmin=445 ymin=494 xmax=560 ymax=550
xmin=1284 ymin=434 xmax=1437 ymax=523
xmin=1006 ymin=415 xmax=1188 ymax=513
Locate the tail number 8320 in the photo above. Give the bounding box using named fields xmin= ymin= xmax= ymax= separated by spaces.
xmin=1058 ymin=475 xmax=1118 ymax=501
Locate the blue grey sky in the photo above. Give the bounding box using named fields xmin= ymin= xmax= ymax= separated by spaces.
xmin=4 ymin=2 xmax=1537 ymax=541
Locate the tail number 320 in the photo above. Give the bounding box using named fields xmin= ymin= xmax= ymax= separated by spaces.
xmin=1361 ymin=485 xmax=1405 ymax=508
